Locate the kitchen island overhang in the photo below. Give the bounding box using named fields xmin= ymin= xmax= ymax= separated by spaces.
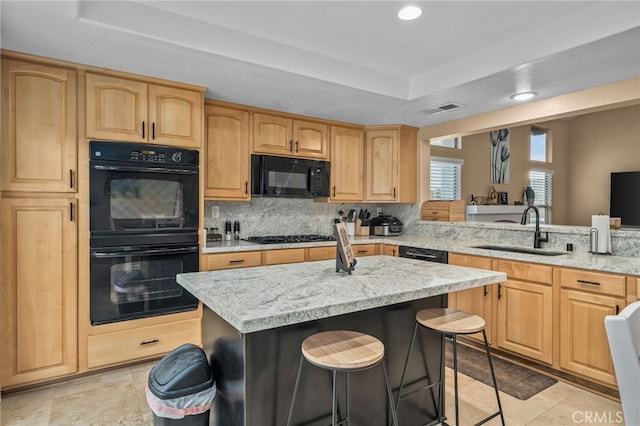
xmin=177 ymin=255 xmax=506 ymax=426
xmin=177 ymin=255 xmax=506 ymax=334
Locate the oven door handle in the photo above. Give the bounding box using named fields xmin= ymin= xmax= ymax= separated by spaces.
xmin=92 ymin=246 xmax=199 ymax=258
xmin=91 ymin=164 xmax=197 ymax=175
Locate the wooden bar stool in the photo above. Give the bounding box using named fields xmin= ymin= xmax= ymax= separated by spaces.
xmin=286 ymin=330 xmax=399 ymax=426
xmin=396 ymin=308 xmax=504 ymax=426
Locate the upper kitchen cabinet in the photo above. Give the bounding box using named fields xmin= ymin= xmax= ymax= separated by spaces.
xmin=85 ymin=73 xmax=204 ymax=148
xmin=364 ymin=125 xmax=418 ymax=202
xmin=253 ymin=112 xmax=328 ymax=160
xmin=1 ymin=59 xmax=77 ymax=193
xmin=204 ymin=103 xmax=251 ymax=200
xmin=329 ymin=125 xmax=364 ymax=201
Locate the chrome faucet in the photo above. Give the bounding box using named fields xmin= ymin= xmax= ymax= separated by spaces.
xmin=520 ymin=206 xmax=549 ymax=249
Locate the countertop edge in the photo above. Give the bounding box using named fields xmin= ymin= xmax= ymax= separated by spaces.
xmin=202 ymin=236 xmax=640 ymax=276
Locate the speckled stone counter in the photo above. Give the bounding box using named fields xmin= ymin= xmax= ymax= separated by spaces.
xmin=178 ymin=255 xmax=505 ymax=334
xmin=203 ymin=235 xmax=640 ymax=276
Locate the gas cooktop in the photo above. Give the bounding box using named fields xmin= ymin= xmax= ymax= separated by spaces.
xmin=244 ymin=234 xmax=336 ymax=245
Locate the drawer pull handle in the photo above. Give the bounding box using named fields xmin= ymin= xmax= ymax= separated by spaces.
xmin=140 ymin=339 xmax=159 ymax=346
xmin=356 ymin=250 xmax=368 ymax=254
xmin=577 ymin=279 xmax=601 ymax=286
xmin=229 ymin=259 xmax=245 ymax=264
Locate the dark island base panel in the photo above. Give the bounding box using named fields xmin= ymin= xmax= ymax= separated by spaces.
xmin=212 ymin=295 xmax=448 ymax=426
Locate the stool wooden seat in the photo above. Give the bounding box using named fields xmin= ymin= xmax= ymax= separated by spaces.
xmin=302 ymin=330 xmax=385 ymax=370
xmin=396 ymin=308 xmax=504 ymax=426
xmin=417 ymin=308 xmax=486 ymax=334
xmin=287 ymin=330 xmax=398 ymax=426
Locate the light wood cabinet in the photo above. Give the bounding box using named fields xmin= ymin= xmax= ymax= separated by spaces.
xmin=1 ymin=59 xmax=77 ymax=192
xmin=352 ymin=244 xmax=379 ymax=257
xmin=86 ymin=73 xmax=203 ymax=148
xmin=204 ymin=104 xmax=250 ymax=200
xmin=364 ymin=125 xmax=417 ymax=202
xmin=381 ymin=244 xmax=399 ymax=257
xmin=448 ymin=254 xmax=495 ymax=344
xmin=329 ymin=125 xmax=364 ymax=201
xmin=308 ymin=246 xmax=337 ymax=261
xmin=253 ymin=113 xmax=328 ymax=159
xmin=559 ymin=268 xmax=625 ymax=385
xmin=205 ymin=251 xmax=263 ymax=270
xmin=421 ymin=200 xmax=465 ymax=222
xmin=1 ymin=197 xmax=78 ymax=387
xmin=495 ymin=260 xmax=553 ymax=364
xmin=263 ymin=248 xmax=306 ymax=265
xmin=88 ymin=318 xmax=201 ymax=369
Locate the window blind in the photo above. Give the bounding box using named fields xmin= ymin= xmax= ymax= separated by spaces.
xmin=529 ymin=169 xmax=553 ymax=223
xmin=430 ymin=157 xmax=463 ymax=200
xmin=529 ymin=169 xmax=553 ymax=206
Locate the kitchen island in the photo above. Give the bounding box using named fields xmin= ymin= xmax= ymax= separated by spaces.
xmin=177 ymin=255 xmax=506 ymax=426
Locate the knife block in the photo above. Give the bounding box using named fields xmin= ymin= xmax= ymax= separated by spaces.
xmin=355 ymin=220 xmax=369 ymax=236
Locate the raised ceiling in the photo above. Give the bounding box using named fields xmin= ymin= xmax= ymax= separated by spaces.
xmin=1 ymin=1 xmax=639 ymax=127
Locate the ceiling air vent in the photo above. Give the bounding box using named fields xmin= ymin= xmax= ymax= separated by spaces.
xmin=421 ymin=102 xmax=462 ymax=116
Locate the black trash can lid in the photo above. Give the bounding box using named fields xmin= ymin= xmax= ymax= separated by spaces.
xmin=148 ymin=343 xmax=214 ymax=399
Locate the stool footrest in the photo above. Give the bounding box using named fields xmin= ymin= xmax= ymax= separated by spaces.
xmin=397 ymin=381 xmax=440 ymax=401
xmin=474 ymin=410 xmax=502 ymax=426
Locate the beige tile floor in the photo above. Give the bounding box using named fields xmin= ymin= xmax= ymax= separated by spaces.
xmin=0 ymin=363 xmax=624 ymax=425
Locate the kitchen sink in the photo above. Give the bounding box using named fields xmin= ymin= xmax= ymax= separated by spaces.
xmin=472 ymin=245 xmax=566 ymax=256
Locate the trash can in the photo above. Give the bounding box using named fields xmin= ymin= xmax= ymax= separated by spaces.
xmin=147 ymin=343 xmax=216 ymax=425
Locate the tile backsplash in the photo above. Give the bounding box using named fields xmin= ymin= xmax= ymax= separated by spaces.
xmin=203 ymin=199 xmax=418 ymax=237
xmin=203 ymin=199 xmax=640 ymax=257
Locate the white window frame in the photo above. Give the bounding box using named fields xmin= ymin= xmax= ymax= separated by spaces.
xmin=430 ymin=157 xmax=463 ymax=200
xmin=430 ymin=136 xmax=462 ymax=149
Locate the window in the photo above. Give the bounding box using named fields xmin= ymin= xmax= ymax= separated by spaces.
xmin=529 ymin=169 xmax=553 ymax=223
xmin=530 ymin=126 xmax=547 ymax=162
xmin=430 ymin=136 xmax=461 ymax=149
xmin=430 ymin=157 xmax=463 ymax=200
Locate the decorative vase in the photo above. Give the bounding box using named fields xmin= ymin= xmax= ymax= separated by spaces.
xmin=525 ymin=186 xmax=535 ymax=206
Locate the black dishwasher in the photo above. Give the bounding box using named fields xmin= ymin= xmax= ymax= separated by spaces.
xmin=399 ymin=246 xmax=448 ymax=263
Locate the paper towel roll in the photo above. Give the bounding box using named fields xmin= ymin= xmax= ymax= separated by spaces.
xmin=590 ymin=215 xmax=612 ymax=254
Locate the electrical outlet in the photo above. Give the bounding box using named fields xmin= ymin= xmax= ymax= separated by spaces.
xmin=210 ymin=206 xmax=220 ymax=219
xmin=376 ymin=207 xmax=382 ymax=216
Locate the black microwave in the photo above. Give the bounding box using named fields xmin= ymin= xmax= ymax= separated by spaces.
xmin=251 ymin=154 xmax=330 ymax=198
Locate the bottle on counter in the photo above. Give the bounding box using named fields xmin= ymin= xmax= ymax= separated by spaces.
xmin=234 ymin=221 xmax=240 ymax=240
xmin=225 ymin=221 xmax=232 ymax=241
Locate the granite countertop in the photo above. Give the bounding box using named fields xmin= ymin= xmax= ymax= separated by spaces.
xmin=203 ymin=236 xmax=640 ymax=276
xmin=177 ymin=255 xmax=506 ymax=333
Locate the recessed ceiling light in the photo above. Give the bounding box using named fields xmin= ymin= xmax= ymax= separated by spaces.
xmin=398 ymin=6 xmax=422 ymax=20
xmin=510 ymin=91 xmax=537 ymax=101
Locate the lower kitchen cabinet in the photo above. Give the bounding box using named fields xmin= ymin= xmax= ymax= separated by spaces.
xmin=559 ymin=268 xmax=626 ymax=385
xmin=351 ymin=244 xmax=379 ymax=257
xmin=205 ymin=251 xmax=263 ymax=270
xmin=495 ymin=260 xmax=553 ymax=364
xmin=1 ymin=197 xmax=78 ymax=388
xmin=307 ymin=246 xmax=337 ymax=261
xmin=381 ymin=244 xmax=399 ymax=257
xmin=263 ymin=248 xmax=306 ymax=265
xmin=87 ymin=317 xmax=202 ymax=369
xmin=448 ymin=253 xmax=495 ymax=344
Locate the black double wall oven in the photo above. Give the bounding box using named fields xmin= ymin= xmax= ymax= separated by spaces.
xmin=89 ymin=141 xmax=199 ymax=325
